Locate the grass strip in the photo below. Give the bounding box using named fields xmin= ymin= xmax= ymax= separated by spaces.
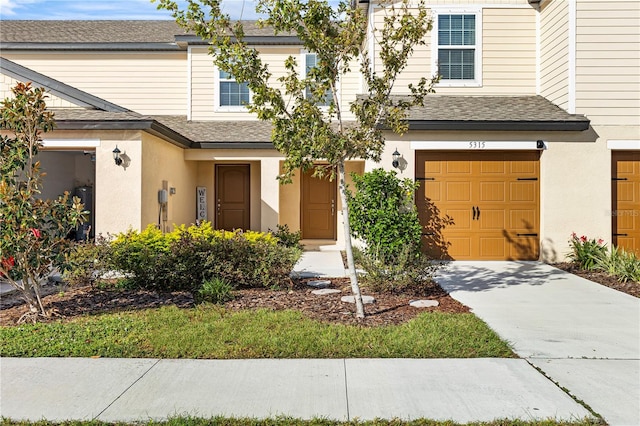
xmin=0 ymin=416 xmax=604 ymax=426
xmin=0 ymin=307 xmax=514 ymax=359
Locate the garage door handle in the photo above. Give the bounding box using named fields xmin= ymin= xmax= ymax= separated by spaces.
xmin=612 ymin=178 xmax=628 ymax=181
xmin=472 ymin=206 xmax=477 ymax=220
xmin=517 ymin=178 xmax=538 ymax=181
xmin=517 ymin=233 xmax=538 ymax=237
xmin=614 ymin=233 xmax=628 ymax=236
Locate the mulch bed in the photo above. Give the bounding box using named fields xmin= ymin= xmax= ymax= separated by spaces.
xmin=552 ymin=262 xmax=640 ymax=298
xmin=0 ymin=277 xmax=468 ymax=327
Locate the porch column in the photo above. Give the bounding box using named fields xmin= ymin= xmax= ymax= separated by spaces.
xmin=260 ymin=158 xmax=281 ymax=232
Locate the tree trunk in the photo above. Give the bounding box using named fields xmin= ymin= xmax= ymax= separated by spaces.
xmin=337 ymin=161 xmax=365 ymax=319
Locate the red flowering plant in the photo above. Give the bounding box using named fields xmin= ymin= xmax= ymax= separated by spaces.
xmin=567 ymin=232 xmax=607 ymax=271
xmin=1 ymin=83 xmax=86 ymax=322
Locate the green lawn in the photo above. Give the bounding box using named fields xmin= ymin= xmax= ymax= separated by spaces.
xmin=0 ymin=305 xmax=514 ymax=359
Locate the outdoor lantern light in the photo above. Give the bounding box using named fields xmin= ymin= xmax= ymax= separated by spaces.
xmin=392 ymin=148 xmax=401 ymax=168
xmin=112 ymin=146 xmax=123 ymax=166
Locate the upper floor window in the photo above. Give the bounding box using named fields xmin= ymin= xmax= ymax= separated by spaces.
xmin=218 ymin=70 xmax=250 ymax=108
xmin=433 ymin=10 xmax=482 ymax=87
xmin=304 ymin=53 xmax=333 ymax=107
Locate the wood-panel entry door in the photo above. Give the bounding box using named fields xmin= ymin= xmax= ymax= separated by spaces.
xmin=301 ymin=167 xmax=337 ymax=239
xmin=215 ymin=164 xmax=250 ymax=230
xmin=416 ymin=151 xmax=540 ymax=260
xmin=612 ymin=151 xmax=640 ymax=256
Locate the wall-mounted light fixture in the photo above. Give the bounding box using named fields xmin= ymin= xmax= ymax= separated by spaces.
xmin=392 ymin=148 xmax=401 ymax=169
xmin=113 ymin=146 xmax=123 ymax=166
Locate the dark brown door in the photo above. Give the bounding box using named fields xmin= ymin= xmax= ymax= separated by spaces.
xmin=416 ymin=151 xmax=540 ymax=260
xmin=216 ymin=164 xmax=250 ymax=230
xmin=612 ymin=151 xmax=640 ymax=256
xmin=301 ymin=167 xmax=337 ymax=239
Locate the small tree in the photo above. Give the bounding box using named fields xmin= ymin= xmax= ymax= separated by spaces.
xmin=154 ymin=0 xmax=438 ymax=318
xmin=0 ymin=82 xmax=86 ymax=322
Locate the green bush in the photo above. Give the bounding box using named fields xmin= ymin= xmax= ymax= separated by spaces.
xmin=196 ymin=277 xmax=235 ymax=304
xmin=354 ymin=246 xmax=439 ymax=294
xmin=567 ymin=233 xmax=608 ymax=271
xmin=108 ymin=222 xmax=301 ymax=291
xmin=63 ymin=236 xmax=115 ymax=287
xmin=269 ymin=224 xmax=302 ymax=249
xmin=593 ymin=244 xmax=640 ymax=283
xmin=347 ymin=168 xmax=422 ymax=264
xmin=567 ymin=233 xmax=640 ymax=283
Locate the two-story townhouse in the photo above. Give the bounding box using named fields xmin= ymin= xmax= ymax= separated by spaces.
xmin=365 ymin=0 xmax=638 ymax=260
xmin=1 ymin=0 xmax=638 ymax=261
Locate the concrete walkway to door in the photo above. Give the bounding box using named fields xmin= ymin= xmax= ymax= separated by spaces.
xmin=434 ymin=261 xmax=640 ymax=426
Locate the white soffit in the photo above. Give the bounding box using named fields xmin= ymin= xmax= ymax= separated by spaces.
xmin=42 ymin=139 xmax=100 ymax=148
xmin=607 ymin=140 xmax=640 ymax=150
xmin=411 ymin=141 xmax=545 ymax=150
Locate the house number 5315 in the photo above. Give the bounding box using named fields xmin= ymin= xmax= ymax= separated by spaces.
xmin=469 ymin=141 xmax=486 ymax=149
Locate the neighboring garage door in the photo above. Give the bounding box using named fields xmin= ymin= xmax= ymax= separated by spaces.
xmin=416 ymin=151 xmax=540 ymax=260
xmin=612 ymin=151 xmax=640 ymax=257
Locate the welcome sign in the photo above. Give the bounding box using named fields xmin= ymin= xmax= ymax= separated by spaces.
xmin=196 ymin=187 xmax=207 ymax=221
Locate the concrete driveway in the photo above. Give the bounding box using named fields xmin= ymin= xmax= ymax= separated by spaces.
xmin=435 ymin=261 xmax=640 ymax=426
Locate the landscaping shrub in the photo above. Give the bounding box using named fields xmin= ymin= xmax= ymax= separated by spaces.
xmin=269 ymin=224 xmax=302 ymax=249
xmin=347 ymin=168 xmax=422 ymax=264
xmin=567 ymin=232 xmax=640 ymax=283
xmin=567 ymin=233 xmax=608 ymax=271
xmin=347 ymin=169 xmax=438 ymax=293
xmin=63 ymin=236 xmax=115 ymax=287
xmin=196 ymin=276 xmax=235 ymax=304
xmin=107 ymin=222 xmax=301 ymax=291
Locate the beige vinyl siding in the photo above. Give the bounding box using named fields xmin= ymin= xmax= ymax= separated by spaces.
xmin=3 ymin=52 xmax=187 ymax=115
xmin=373 ymin=6 xmax=536 ymax=96
xmin=575 ymin=0 xmax=640 ymax=126
xmin=190 ymin=46 xmax=361 ymax=121
xmin=539 ymin=0 xmax=569 ymax=109
xmin=1 ymin=72 xmax=80 ymax=108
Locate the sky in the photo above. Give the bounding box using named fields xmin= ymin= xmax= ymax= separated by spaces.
xmin=0 ymin=0 xmax=265 ymax=20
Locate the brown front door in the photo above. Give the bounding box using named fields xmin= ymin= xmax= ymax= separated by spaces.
xmin=416 ymin=151 xmax=540 ymax=260
xmin=612 ymin=151 xmax=640 ymax=256
xmin=216 ymin=164 xmax=250 ymax=230
xmin=301 ymin=167 xmax=337 ymax=239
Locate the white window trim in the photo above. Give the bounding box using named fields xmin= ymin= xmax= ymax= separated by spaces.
xmin=431 ymin=7 xmax=483 ymax=88
xmin=214 ymin=65 xmax=251 ymax=112
xmin=300 ymin=50 xmax=337 ymax=109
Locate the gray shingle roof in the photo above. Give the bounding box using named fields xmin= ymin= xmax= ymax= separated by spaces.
xmin=0 ymin=20 xmax=288 ymax=47
xmin=403 ymin=95 xmax=590 ymax=131
xmin=153 ymin=116 xmax=274 ymax=146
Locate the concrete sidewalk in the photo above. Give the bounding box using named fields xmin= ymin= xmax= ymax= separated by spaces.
xmin=291 ymin=250 xmax=348 ymax=278
xmin=0 ymin=357 xmax=591 ymax=423
xmin=435 ymin=261 xmax=640 ymax=426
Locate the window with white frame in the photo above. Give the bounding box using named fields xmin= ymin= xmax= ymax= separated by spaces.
xmin=434 ymin=10 xmax=482 ymax=86
xmin=304 ymin=53 xmax=333 ymax=107
xmin=218 ymin=69 xmax=250 ymax=107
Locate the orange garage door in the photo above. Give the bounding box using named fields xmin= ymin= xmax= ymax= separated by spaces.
xmin=612 ymin=151 xmax=640 ymax=257
xmin=416 ymin=151 xmax=540 ymax=260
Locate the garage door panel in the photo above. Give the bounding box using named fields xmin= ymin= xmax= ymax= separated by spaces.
xmin=446 ymin=182 xmax=472 ymax=201
xmin=510 ymin=209 xmax=537 ymax=231
xmin=479 ymin=237 xmax=506 ymax=258
xmin=423 ymin=182 xmax=441 ymax=201
xmin=447 ymin=237 xmax=472 ymax=258
xmin=480 ymin=161 xmax=506 ymax=174
xmin=508 ymin=235 xmax=540 ymax=259
xmin=479 ymin=209 xmax=505 ymax=230
xmin=446 ymin=160 xmax=472 ymax=174
xmin=479 ymin=181 xmax=506 ymax=202
xmin=510 ymin=182 xmax=537 ymax=202
xmin=617 ymin=182 xmax=635 ymax=202
xmin=446 ymin=209 xmax=473 ymax=230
